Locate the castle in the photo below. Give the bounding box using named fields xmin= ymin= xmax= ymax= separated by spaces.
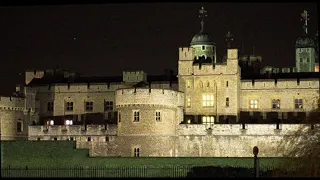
xmin=0 ymin=7 xmax=319 ymax=157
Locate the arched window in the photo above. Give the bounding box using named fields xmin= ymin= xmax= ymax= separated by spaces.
xmin=199 ymin=81 xmax=203 ymax=88
xmin=206 ymin=81 xmax=210 ymax=87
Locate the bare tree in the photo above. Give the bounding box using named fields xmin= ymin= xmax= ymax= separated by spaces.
xmin=274 ymin=98 xmax=320 ymax=177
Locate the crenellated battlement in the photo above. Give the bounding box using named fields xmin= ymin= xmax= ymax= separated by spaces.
xmin=178 ymin=124 xmax=317 ymax=136
xmin=179 ymin=47 xmax=194 ymax=61
xmin=122 ymin=70 xmax=147 ymax=83
xmin=0 ymin=96 xmax=25 ymax=109
xmin=241 ymin=78 xmax=319 ymax=89
xmin=115 ymin=88 xmax=184 ymax=107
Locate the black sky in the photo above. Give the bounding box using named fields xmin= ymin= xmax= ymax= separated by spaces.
xmin=0 ymin=2 xmax=318 ymax=96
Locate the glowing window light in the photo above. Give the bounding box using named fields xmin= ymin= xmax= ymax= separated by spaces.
xmin=202 ymin=116 xmax=214 ymax=124
xmin=202 ymin=94 xmax=214 ymax=107
xmin=249 ymin=100 xmax=258 ymax=109
xmin=49 ymin=120 xmax=54 ymax=126
xmin=65 ymin=120 xmax=73 ymax=125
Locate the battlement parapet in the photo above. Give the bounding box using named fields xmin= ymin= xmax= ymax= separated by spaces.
xmin=241 ymin=79 xmax=319 ymax=89
xmin=28 ymin=124 xmax=117 ymax=136
xmin=178 ymin=124 xmax=315 ymax=136
xmin=0 ymin=96 xmax=25 ymax=108
xmin=179 ymin=47 xmax=194 ymax=61
xmin=115 ymin=88 xmax=184 ymax=107
xmin=122 ymin=71 xmax=147 ymax=83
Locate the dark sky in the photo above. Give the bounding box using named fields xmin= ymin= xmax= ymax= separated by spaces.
xmin=0 ymin=3 xmax=318 ymax=96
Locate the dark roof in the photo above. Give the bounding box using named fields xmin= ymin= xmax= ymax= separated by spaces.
xmin=27 ymin=75 xmax=178 ymax=86
xmin=190 ymin=32 xmax=214 ymax=46
xmin=295 ymin=35 xmax=315 ymax=48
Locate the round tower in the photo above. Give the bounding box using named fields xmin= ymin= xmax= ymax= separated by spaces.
xmin=190 ymin=6 xmax=216 ymax=64
xmin=295 ymin=9 xmax=316 ymax=72
xmin=0 ymin=97 xmax=27 ymax=140
xmin=115 ymin=88 xmax=184 ymax=157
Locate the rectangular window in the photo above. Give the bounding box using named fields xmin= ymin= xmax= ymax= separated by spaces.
xmin=156 ymin=111 xmax=161 ymax=121
xmin=133 ymin=111 xmax=140 ymax=122
xmin=118 ymin=112 xmax=121 ymax=123
xmin=307 ymin=58 xmax=310 ymax=62
xmin=186 ymin=97 xmax=191 ymax=107
xmin=202 ymin=94 xmax=214 ymax=107
xmin=226 ymin=81 xmax=229 ymax=87
xmin=272 ymin=99 xmax=281 ymax=109
xmin=134 ymin=147 xmax=140 ymax=157
xmin=105 ymin=136 xmax=109 ymax=142
xmin=249 ymin=100 xmax=258 ymax=109
xmin=65 ymin=120 xmax=73 ymax=125
xmin=85 ymin=101 xmax=93 ymax=112
xmin=17 ymin=121 xmax=22 ymax=132
xmin=104 ymin=101 xmax=113 ymax=111
xmin=47 ymin=101 xmax=54 ymax=112
xmin=294 ymin=99 xmax=303 ymax=109
xmin=88 ymin=137 xmax=91 ymax=142
xmin=202 ymin=116 xmax=214 ymax=124
xmin=226 ymin=97 xmax=229 ymax=107
xmin=47 ymin=120 xmax=54 ymax=126
xmin=65 ymin=102 xmax=74 ymax=112
xmin=300 ymin=58 xmax=303 ymax=62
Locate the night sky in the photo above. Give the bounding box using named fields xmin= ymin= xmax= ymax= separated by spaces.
xmin=0 ymin=3 xmax=318 ymax=96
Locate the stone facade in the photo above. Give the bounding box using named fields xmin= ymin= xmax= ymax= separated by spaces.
xmin=0 ymin=96 xmax=30 ymax=140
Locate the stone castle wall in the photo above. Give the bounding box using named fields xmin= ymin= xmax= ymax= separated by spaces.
xmin=0 ymin=96 xmax=28 ymax=140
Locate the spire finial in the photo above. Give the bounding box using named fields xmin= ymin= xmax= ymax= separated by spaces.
xmin=301 ymin=9 xmax=309 ymax=35
xmin=199 ymin=6 xmax=207 ymax=33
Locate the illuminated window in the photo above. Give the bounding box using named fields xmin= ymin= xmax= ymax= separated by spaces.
xmin=155 ymin=111 xmax=161 ymax=121
xmin=118 ymin=112 xmax=121 ymax=123
xmin=202 ymin=116 xmax=214 ymax=124
xmin=65 ymin=102 xmax=73 ymax=112
xmin=104 ymin=101 xmax=113 ymax=111
xmin=65 ymin=120 xmax=73 ymax=125
xmin=226 ymin=97 xmax=229 ymax=107
xmin=47 ymin=101 xmax=54 ymax=112
xmin=134 ymin=147 xmax=140 ymax=157
xmin=249 ymin=100 xmax=258 ymax=109
xmin=272 ymin=99 xmax=280 ymax=109
xmin=17 ymin=120 xmax=22 ymax=133
xmin=294 ymin=99 xmax=303 ymax=109
xmin=85 ymin=101 xmax=93 ymax=112
xmin=202 ymin=94 xmax=214 ymax=107
xmin=186 ymin=97 xmax=191 ymax=107
xmin=133 ymin=111 xmax=140 ymax=122
xmin=186 ymin=80 xmax=191 ymax=88
xmin=47 ymin=120 xmax=54 ymax=126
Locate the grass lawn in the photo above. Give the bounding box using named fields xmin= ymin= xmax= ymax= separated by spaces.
xmin=1 ymin=141 xmax=284 ymax=169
